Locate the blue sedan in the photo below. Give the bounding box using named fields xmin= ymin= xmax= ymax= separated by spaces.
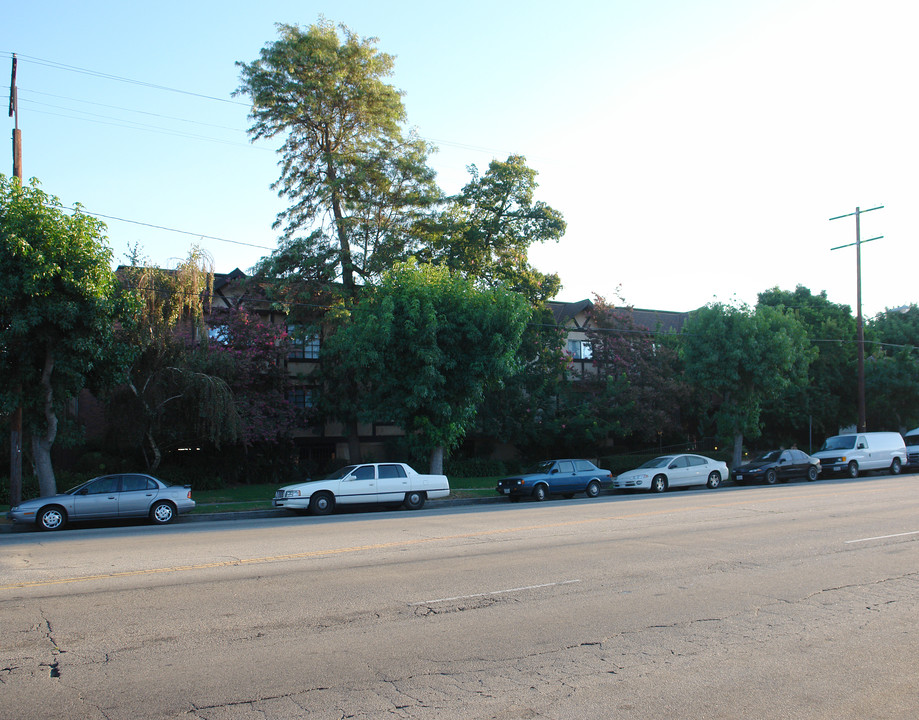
xmin=496 ymin=459 xmax=613 ymax=501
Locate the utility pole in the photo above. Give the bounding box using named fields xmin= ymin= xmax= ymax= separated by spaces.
xmin=9 ymin=53 xmax=23 ymax=505
xmin=829 ymin=205 xmax=883 ymax=433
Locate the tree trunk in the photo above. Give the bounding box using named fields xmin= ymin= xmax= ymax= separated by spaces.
xmin=732 ymin=432 xmax=744 ymax=470
xmin=34 ymin=345 xmax=58 ymax=497
xmin=346 ymin=420 xmax=362 ymax=464
xmin=429 ymin=446 xmax=444 ymax=475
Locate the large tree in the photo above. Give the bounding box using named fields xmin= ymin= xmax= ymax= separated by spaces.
xmin=318 ymin=261 xmax=529 ymax=473
xmin=864 ymin=304 xmax=919 ymax=430
xmin=757 ymin=286 xmax=857 ymax=446
xmin=112 ymin=248 xmax=239 ymax=470
xmin=421 ymin=154 xmax=565 ymax=303
xmin=680 ymin=302 xmax=814 ymax=467
xmin=236 ymin=20 xmax=440 ymax=295
xmin=0 ymin=176 xmax=128 ymax=496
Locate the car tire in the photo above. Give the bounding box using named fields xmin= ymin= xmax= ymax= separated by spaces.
xmin=585 ymin=480 xmax=601 ymax=498
xmin=765 ymin=469 xmax=778 ymax=485
xmin=807 ymin=465 xmax=819 ymax=482
xmin=149 ymin=501 xmax=176 ymax=525
xmin=532 ymin=484 xmax=549 ymax=501
xmin=403 ymin=491 xmax=426 ymax=510
xmin=38 ymin=506 xmax=66 ymax=531
xmin=707 ymin=471 xmax=722 ymax=489
xmin=309 ymin=491 xmax=335 ymax=516
xmin=650 ymin=475 xmax=667 ymax=494
xmin=890 ymin=457 xmax=902 ymax=475
xmin=847 ymin=461 xmax=859 ymax=479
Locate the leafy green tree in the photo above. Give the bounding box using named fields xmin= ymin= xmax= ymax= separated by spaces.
xmin=318 ymin=261 xmax=529 ymax=473
xmin=757 ymin=286 xmax=857 ymax=445
xmin=420 ymin=155 xmax=567 ymax=455
xmin=236 ymin=20 xmax=440 ymax=294
xmin=864 ymin=304 xmax=919 ymax=430
xmin=421 ymin=154 xmax=565 ymax=303
xmin=0 ymin=176 xmax=129 ymax=496
xmin=680 ymin=301 xmax=814 ymax=467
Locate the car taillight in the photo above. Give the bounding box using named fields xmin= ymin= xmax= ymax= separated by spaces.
xmin=187 ymin=490 xmax=193 ymax=499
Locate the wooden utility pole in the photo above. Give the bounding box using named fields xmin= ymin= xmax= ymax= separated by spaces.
xmin=9 ymin=53 xmax=23 ymax=505
xmin=830 ymin=205 xmax=884 ymax=434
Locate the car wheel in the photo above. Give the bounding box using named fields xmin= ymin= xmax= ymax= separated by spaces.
xmin=403 ymin=491 xmax=426 ymax=510
xmin=707 ymin=471 xmax=722 ymax=489
xmin=149 ymin=501 xmax=176 ymax=525
xmin=765 ymin=469 xmax=778 ymax=485
xmin=650 ymin=475 xmax=667 ymax=493
xmin=807 ymin=465 xmax=819 ymax=482
xmin=309 ymin=491 xmax=335 ymax=516
xmin=532 ymin=484 xmax=549 ymax=501
xmin=38 ymin=506 xmax=66 ymax=531
xmin=585 ymin=480 xmax=601 ymax=498
xmin=890 ymin=457 xmax=902 ymax=475
xmin=847 ymin=461 xmax=859 ymax=479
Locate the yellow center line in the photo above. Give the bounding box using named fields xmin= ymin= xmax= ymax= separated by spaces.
xmin=0 ymin=485 xmax=890 ymax=590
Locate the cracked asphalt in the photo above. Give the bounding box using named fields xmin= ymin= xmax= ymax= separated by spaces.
xmin=2 ymin=477 xmax=919 ymax=719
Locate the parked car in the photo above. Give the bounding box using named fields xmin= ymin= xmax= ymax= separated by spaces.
xmin=903 ymin=427 xmax=919 ymax=468
xmin=6 ymin=473 xmax=195 ymax=531
xmin=273 ymin=462 xmax=450 ymax=515
xmin=811 ymin=431 xmax=906 ymax=478
xmin=614 ymin=454 xmax=728 ymax=493
xmin=496 ymin=459 xmax=612 ymax=501
xmin=732 ymin=449 xmax=820 ymax=485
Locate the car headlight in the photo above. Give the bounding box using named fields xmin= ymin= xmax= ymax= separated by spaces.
xmin=284 ymin=489 xmax=301 ymax=498
xmin=631 ymin=473 xmax=649 ymax=481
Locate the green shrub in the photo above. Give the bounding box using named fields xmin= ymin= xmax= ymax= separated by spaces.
xmin=443 ymin=457 xmax=507 ymax=478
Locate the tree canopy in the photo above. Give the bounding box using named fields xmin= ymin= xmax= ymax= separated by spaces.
xmin=1 ymin=176 xmax=128 ymax=496
xmin=680 ymin=301 xmax=814 ymax=466
xmin=236 ymin=20 xmax=440 ymax=294
xmin=318 ymin=261 xmax=530 ymax=472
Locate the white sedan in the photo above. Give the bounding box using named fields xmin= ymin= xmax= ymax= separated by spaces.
xmin=273 ymin=462 xmax=450 ymax=515
xmin=614 ymin=454 xmax=728 ymax=493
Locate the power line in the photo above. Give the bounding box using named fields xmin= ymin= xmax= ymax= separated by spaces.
xmin=2 ymin=52 xmax=249 ymax=106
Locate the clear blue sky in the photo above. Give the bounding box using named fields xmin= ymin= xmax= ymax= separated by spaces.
xmin=3 ymin=0 xmax=915 ymax=316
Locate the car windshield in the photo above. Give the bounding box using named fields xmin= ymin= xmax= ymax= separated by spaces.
xmin=524 ymin=461 xmax=556 ymax=474
xmin=325 ymin=465 xmax=357 ymax=480
xmin=64 ymin=480 xmax=94 ymax=495
xmin=753 ymin=451 xmax=781 ymax=462
xmin=637 ymin=456 xmax=675 ymax=469
xmin=821 ymin=435 xmax=856 ymax=451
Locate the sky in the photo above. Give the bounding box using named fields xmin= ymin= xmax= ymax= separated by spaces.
xmin=3 ymin=0 xmax=917 ymax=317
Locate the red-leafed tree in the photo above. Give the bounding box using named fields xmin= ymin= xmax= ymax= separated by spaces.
xmin=189 ymin=306 xmax=300 ymax=446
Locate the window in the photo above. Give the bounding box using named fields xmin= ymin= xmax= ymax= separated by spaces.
xmin=567 ymin=339 xmax=592 ymax=360
xmin=378 ymin=464 xmax=407 ymax=479
xmin=288 ymin=327 xmax=320 ymax=360
xmin=85 ymin=476 xmax=119 ymax=494
xmin=352 ymin=466 xmax=375 ymax=480
xmin=287 ymin=387 xmax=315 ymax=410
xmin=122 ymin=474 xmax=156 ymax=492
xmin=207 ymin=325 xmax=228 ymax=343
xmin=556 ymin=461 xmax=575 ymax=473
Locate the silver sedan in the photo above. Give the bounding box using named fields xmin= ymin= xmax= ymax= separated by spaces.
xmin=7 ymin=473 xmax=195 ymax=530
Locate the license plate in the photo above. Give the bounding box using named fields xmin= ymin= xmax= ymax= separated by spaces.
xmin=502 ymin=489 xmax=510 ymax=494
xmin=736 ymin=474 xmax=743 ymax=481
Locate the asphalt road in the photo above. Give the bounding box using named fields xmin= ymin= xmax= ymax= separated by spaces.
xmin=2 ymin=476 xmax=919 ymax=719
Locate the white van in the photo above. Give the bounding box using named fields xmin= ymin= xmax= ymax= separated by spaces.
xmin=812 ymin=432 xmax=906 ymax=478
xmin=904 ymin=427 xmax=919 ymax=467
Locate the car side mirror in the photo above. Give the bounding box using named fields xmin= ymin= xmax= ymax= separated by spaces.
xmin=550 ymin=469 xmax=558 ymax=474
xmin=857 ymin=443 xmax=866 ymax=449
